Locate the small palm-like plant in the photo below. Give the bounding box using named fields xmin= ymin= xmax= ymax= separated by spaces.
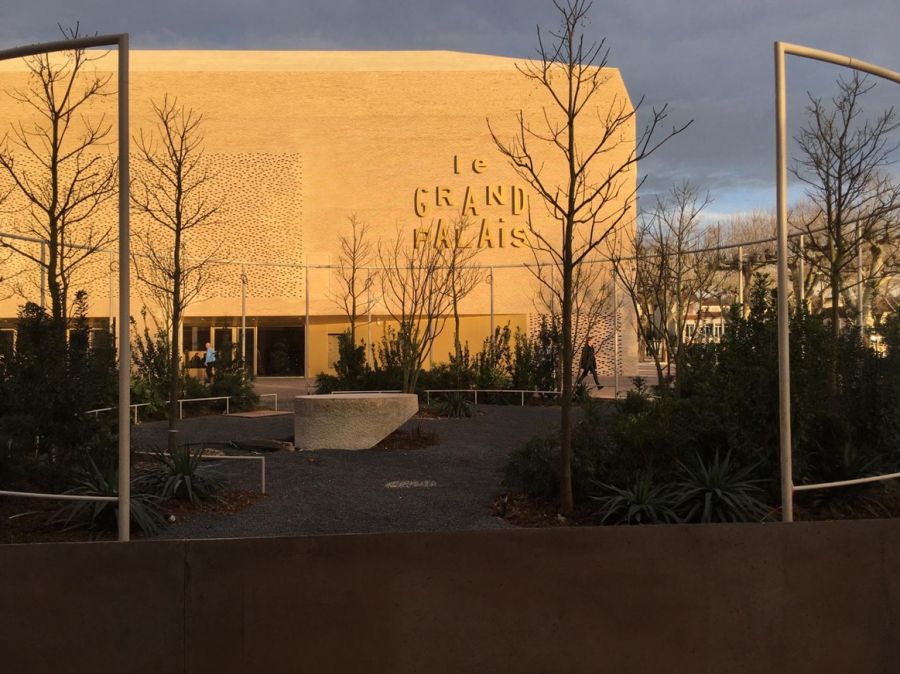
xmin=149 ymin=445 xmax=224 ymax=503
xmin=439 ymin=392 xmax=475 ymax=418
xmin=591 ymin=473 xmax=680 ymax=525
xmin=52 ymin=459 xmax=166 ymax=535
xmin=672 ymin=452 xmax=771 ymax=523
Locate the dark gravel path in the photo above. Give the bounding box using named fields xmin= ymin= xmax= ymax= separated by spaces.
xmin=136 ymin=405 xmax=562 ymax=540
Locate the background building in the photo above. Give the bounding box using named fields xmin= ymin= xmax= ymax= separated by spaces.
xmin=0 ymin=50 xmax=637 ymax=378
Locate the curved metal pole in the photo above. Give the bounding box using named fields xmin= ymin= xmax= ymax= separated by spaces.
xmin=775 ymin=42 xmax=793 ymax=522
xmin=116 ymin=35 xmax=131 ymax=542
xmin=774 ymin=41 xmax=900 ymax=523
xmin=240 ymin=264 xmax=247 ymax=364
xmin=0 ymin=32 xmax=131 ymax=542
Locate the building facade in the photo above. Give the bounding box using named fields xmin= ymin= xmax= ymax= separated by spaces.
xmin=0 ymin=50 xmax=637 ymax=378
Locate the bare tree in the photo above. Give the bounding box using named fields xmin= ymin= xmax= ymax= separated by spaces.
xmin=791 ymin=73 xmax=900 ymax=341
xmin=378 ymin=225 xmax=455 ymax=393
xmin=787 ymin=201 xmax=827 ymax=311
xmin=331 ymin=214 xmax=375 ymax=346
xmin=718 ymin=210 xmax=776 ymax=315
xmin=613 ymin=182 xmax=721 ymax=392
xmin=131 ymin=96 xmax=219 ymax=452
xmin=0 ymin=24 xmax=117 ymax=325
xmin=489 ymin=0 xmax=689 ymax=514
xmin=534 ymin=255 xmax=613 ymax=380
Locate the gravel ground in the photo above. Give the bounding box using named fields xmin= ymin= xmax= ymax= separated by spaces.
xmin=133 ymin=405 xmax=562 ymax=540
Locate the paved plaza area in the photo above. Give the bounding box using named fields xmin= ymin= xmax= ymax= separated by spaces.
xmin=132 ymin=404 xmax=562 ymax=539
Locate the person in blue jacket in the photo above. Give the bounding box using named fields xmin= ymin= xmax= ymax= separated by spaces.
xmin=204 ymin=341 xmax=216 ymax=381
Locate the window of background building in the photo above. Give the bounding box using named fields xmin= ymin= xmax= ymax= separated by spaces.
xmin=327 ymin=333 xmax=342 ymax=370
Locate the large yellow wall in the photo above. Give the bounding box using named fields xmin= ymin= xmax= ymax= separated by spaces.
xmin=0 ymin=50 xmax=635 ymax=322
xmin=306 ymin=313 xmax=528 ymax=376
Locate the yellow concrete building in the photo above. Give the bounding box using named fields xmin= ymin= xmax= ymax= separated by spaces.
xmin=0 ymin=50 xmax=637 ymax=378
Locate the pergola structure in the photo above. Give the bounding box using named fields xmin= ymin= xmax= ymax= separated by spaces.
xmin=774 ymin=42 xmax=900 ymax=522
xmin=0 ymin=34 xmax=131 ymax=540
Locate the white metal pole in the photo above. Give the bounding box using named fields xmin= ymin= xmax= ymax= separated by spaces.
xmin=489 ymin=267 xmax=495 ymax=336
xmin=116 ymin=34 xmax=131 ymax=542
xmin=857 ymin=222 xmax=864 ymax=345
xmin=798 ymin=235 xmax=805 ymax=303
xmin=108 ymin=251 xmax=115 ymax=333
xmin=737 ymin=245 xmax=744 ymax=317
xmin=775 ymin=42 xmax=793 ymax=523
xmin=366 ymin=272 xmax=372 ymax=367
xmin=40 ymin=242 xmax=46 ymax=309
xmin=612 ymin=274 xmax=619 ymax=398
xmin=241 ymin=264 xmax=247 ymax=364
xmin=304 ymin=264 xmax=310 ymax=389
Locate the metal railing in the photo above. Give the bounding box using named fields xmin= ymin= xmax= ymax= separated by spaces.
xmin=793 ymin=470 xmax=900 ymax=494
xmin=178 ymin=395 xmax=231 ymax=419
xmin=424 ymin=388 xmax=562 ymax=407
xmin=0 ymin=489 xmax=117 ymax=503
xmin=86 ymin=403 xmax=152 ymax=425
xmin=329 ymin=390 xmax=402 ymax=395
xmin=257 ymin=393 xmax=278 ymax=411
xmin=202 ymin=454 xmax=267 ymax=495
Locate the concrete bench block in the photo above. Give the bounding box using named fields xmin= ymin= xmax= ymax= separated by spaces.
xmin=294 ymin=393 xmax=419 ymax=450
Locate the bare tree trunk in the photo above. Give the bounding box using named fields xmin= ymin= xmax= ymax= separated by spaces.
xmin=168 ymin=224 xmax=182 ymax=453
xmin=560 ymin=239 xmax=574 ymax=515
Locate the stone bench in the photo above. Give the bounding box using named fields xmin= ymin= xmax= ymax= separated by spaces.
xmin=293 ymin=393 xmax=419 ymax=450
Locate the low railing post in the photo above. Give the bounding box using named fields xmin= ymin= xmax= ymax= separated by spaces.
xmin=274 ymin=394 xmax=278 ymax=411
xmin=261 ymin=457 xmax=266 ymax=495
xmin=474 ymin=390 xmax=478 ymax=406
xmin=426 ymin=391 xmax=430 ymax=406
xmin=226 ymin=397 xmax=230 ymax=415
xmin=521 ymin=391 xmax=525 ymax=406
xmin=179 ymin=400 xmax=183 ymax=419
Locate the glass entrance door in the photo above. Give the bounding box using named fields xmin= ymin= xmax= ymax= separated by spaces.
xmin=257 ymin=326 xmax=304 ymax=376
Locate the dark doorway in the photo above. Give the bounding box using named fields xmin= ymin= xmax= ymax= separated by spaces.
xmin=258 ymin=326 xmax=304 ymax=376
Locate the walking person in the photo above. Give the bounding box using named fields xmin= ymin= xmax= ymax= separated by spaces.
xmin=576 ymin=337 xmax=603 ymax=389
xmin=204 ymin=341 xmax=216 ymax=382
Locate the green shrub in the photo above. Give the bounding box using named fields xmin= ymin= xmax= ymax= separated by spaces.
xmin=591 ymin=473 xmax=680 ymax=525
xmin=147 ymin=445 xmax=225 ymax=503
xmin=332 ymin=330 xmax=369 ymax=388
xmin=504 ymin=431 xmax=560 ymax=498
xmin=314 ymin=372 xmax=340 ymax=394
xmin=209 ymin=370 xmax=257 ymax=412
xmin=52 ymin=459 xmax=166 ymax=536
xmin=439 ymin=392 xmax=475 ymax=418
xmin=504 ymin=419 xmax=606 ymax=500
xmin=130 ymin=312 xmax=172 ymax=415
xmin=671 ymin=452 xmax=771 ymax=523
xmin=0 ymin=296 xmax=117 ymax=489
xmin=474 ymin=324 xmax=512 ymax=389
xmin=511 ymin=317 xmax=560 ymax=392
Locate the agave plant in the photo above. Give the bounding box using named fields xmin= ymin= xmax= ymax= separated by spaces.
xmin=672 ymin=452 xmax=771 ymax=523
xmin=148 ymin=444 xmax=225 ymax=503
xmin=439 ymin=392 xmax=475 ymax=418
xmin=591 ymin=473 xmax=680 ymax=525
xmin=52 ymin=459 xmax=166 ymax=535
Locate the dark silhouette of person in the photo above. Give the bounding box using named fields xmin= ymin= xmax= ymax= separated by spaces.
xmin=576 ymin=337 xmax=603 ymax=389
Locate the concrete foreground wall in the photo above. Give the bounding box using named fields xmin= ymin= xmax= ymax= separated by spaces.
xmin=2 ymin=521 xmax=898 ymax=673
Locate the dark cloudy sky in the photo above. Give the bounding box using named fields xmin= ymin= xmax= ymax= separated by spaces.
xmin=2 ymin=0 xmax=898 ymax=217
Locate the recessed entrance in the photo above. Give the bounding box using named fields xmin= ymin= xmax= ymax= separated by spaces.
xmin=257 ymin=326 xmax=304 ymax=376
